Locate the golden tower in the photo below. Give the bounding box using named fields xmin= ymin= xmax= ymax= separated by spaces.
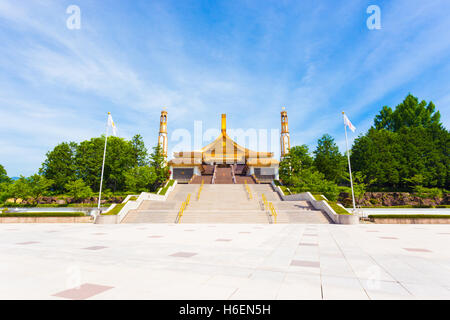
xmin=158 ymin=109 xmax=168 ymax=158
xmin=280 ymin=107 xmax=290 ymax=158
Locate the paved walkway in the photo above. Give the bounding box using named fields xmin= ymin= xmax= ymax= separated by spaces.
xmin=1 ymin=223 xmax=449 ymax=300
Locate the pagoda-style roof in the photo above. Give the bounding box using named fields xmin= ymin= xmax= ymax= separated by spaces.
xmin=169 ymin=114 xmax=279 ymax=167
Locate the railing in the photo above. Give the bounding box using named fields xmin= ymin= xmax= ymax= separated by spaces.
xmin=244 ymin=180 xmax=253 ymax=200
xmin=261 ymin=194 xmax=277 ymax=224
xmin=261 ymin=194 xmax=268 ymax=210
xmin=175 ymin=193 xmax=191 ymax=224
xmin=231 ymin=164 xmax=237 ymax=184
xmin=252 ymin=174 xmax=260 ymax=184
xmin=211 ymin=164 xmax=217 ymax=184
xmin=269 ymin=202 xmax=278 ymax=224
xmin=197 ymin=179 xmax=204 ymax=200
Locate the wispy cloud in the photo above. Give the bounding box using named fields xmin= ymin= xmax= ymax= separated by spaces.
xmin=0 ymin=0 xmax=448 ymax=175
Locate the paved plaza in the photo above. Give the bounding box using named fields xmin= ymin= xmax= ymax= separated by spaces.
xmin=1 ymin=223 xmax=450 ymax=300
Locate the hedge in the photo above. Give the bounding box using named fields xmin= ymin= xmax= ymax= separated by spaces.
xmin=361 ymin=205 xmax=450 ymax=209
xmin=1 ymin=203 xmax=115 ymax=208
xmin=368 ymin=214 xmax=450 ymax=219
xmin=0 ymin=212 xmax=86 ymax=217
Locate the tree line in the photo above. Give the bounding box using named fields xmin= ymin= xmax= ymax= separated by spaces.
xmin=279 ymin=94 xmax=449 ymax=201
xmin=1 ymin=94 xmax=448 ymax=205
xmin=0 ymin=135 xmax=169 ymax=204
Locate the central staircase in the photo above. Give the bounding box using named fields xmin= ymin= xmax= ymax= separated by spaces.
xmin=123 ymin=183 xmax=332 ymax=224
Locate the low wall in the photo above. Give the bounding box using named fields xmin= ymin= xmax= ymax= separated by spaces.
xmin=270 ymin=182 xmax=358 ymax=225
xmin=372 ymin=217 xmax=450 ymax=224
xmin=94 ymin=215 xmax=118 ymax=224
xmin=95 ymin=180 xmax=179 ymax=224
xmin=0 ymin=216 xmax=93 ymax=223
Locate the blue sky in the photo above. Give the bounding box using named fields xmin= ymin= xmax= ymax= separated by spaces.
xmin=0 ymin=0 xmax=449 ymax=177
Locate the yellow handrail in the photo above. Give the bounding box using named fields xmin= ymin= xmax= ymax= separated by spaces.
xmin=176 ymin=193 xmax=191 ymax=223
xmin=269 ymin=202 xmax=277 ymax=224
xmin=176 ymin=201 xmax=186 ymax=223
xmin=197 ymin=179 xmax=204 ymax=200
xmin=261 ymin=194 xmax=268 ymax=210
xmin=244 ymin=180 xmax=253 ymax=199
xmin=186 ymin=193 xmax=191 ymax=206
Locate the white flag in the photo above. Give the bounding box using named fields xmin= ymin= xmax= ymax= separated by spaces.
xmin=107 ymin=113 xmax=118 ymax=136
xmin=343 ymin=113 xmax=356 ymax=132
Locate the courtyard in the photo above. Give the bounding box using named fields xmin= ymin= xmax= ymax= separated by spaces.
xmin=1 ymin=223 xmax=449 ymax=300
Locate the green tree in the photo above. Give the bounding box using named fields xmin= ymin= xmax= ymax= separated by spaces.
xmin=350 ymin=172 xmax=376 ymax=203
xmin=40 ymin=142 xmax=77 ymax=192
xmin=0 ymin=165 xmax=10 ymax=184
xmin=279 ymin=145 xmax=313 ymax=185
xmin=75 ymin=136 xmax=136 ymax=192
xmin=27 ymin=174 xmax=53 ymax=204
xmin=10 ymin=176 xmax=31 ymax=204
xmin=65 ymin=179 xmax=93 ymax=201
xmin=352 ymin=126 xmax=449 ymax=188
xmin=289 ymin=168 xmax=339 ymax=201
xmin=131 ymin=134 xmax=149 ymax=167
xmin=150 ymin=144 xmax=169 ymax=187
xmin=124 ymin=166 xmax=157 ymax=192
xmin=0 ymin=182 xmax=13 ymax=203
xmin=374 ymin=94 xmax=442 ymax=131
xmin=313 ymin=134 xmax=346 ymax=183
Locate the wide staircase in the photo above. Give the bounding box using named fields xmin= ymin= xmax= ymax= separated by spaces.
xmin=251 ymin=184 xmax=332 ymax=224
xmin=214 ymin=167 xmax=234 ymax=184
xmin=123 ymin=183 xmax=332 ymax=224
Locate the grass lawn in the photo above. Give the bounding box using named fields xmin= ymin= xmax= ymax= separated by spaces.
xmin=159 ymin=180 xmax=175 ymax=196
xmin=328 ymin=201 xmax=352 ymax=215
xmin=101 ymin=196 xmax=138 ymax=216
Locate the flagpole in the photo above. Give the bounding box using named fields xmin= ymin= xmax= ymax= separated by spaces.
xmin=343 ymin=112 xmax=356 ymax=213
xmin=97 ymin=113 xmax=110 ymax=214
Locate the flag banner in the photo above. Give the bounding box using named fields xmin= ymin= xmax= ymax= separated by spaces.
xmin=343 ymin=114 xmax=356 ymax=132
xmin=107 ymin=113 xmax=118 ymax=136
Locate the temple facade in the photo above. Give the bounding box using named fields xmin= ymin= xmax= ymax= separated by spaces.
xmin=161 ymin=111 xmax=290 ymax=184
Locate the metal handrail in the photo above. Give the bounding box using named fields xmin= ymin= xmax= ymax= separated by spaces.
xmin=261 ymin=194 xmax=268 ymax=210
xmin=175 ymin=193 xmax=191 ymax=224
xmin=261 ymin=194 xmax=274 ymax=224
xmin=211 ymin=165 xmax=217 ymax=184
xmin=244 ymin=180 xmax=253 ymax=200
xmin=231 ymin=164 xmax=237 ymax=184
xmin=197 ymin=179 xmax=204 ymax=200
xmin=175 ymin=201 xmax=186 ymax=224
xmin=269 ymin=202 xmax=277 ymax=224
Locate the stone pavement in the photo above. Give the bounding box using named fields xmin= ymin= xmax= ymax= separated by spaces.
xmin=0 ymin=223 xmax=449 ymax=300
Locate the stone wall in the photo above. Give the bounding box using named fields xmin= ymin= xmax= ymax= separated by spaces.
xmin=339 ymin=192 xmax=449 ymax=207
xmin=5 ymin=196 xmax=125 ymax=206
xmin=0 ymin=216 xmax=93 ymax=223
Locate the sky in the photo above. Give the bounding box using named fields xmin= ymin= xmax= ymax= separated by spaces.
xmin=0 ymin=0 xmax=449 ymax=177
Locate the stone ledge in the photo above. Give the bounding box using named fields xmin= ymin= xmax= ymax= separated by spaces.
xmin=0 ymin=216 xmax=93 ymax=223
xmin=372 ymin=218 xmax=450 ymax=224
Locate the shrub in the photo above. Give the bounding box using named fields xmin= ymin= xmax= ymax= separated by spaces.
xmin=369 ymin=214 xmax=450 ymax=219
xmin=65 ymin=179 xmax=93 ymax=201
xmin=0 ymin=212 xmax=86 ymax=217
